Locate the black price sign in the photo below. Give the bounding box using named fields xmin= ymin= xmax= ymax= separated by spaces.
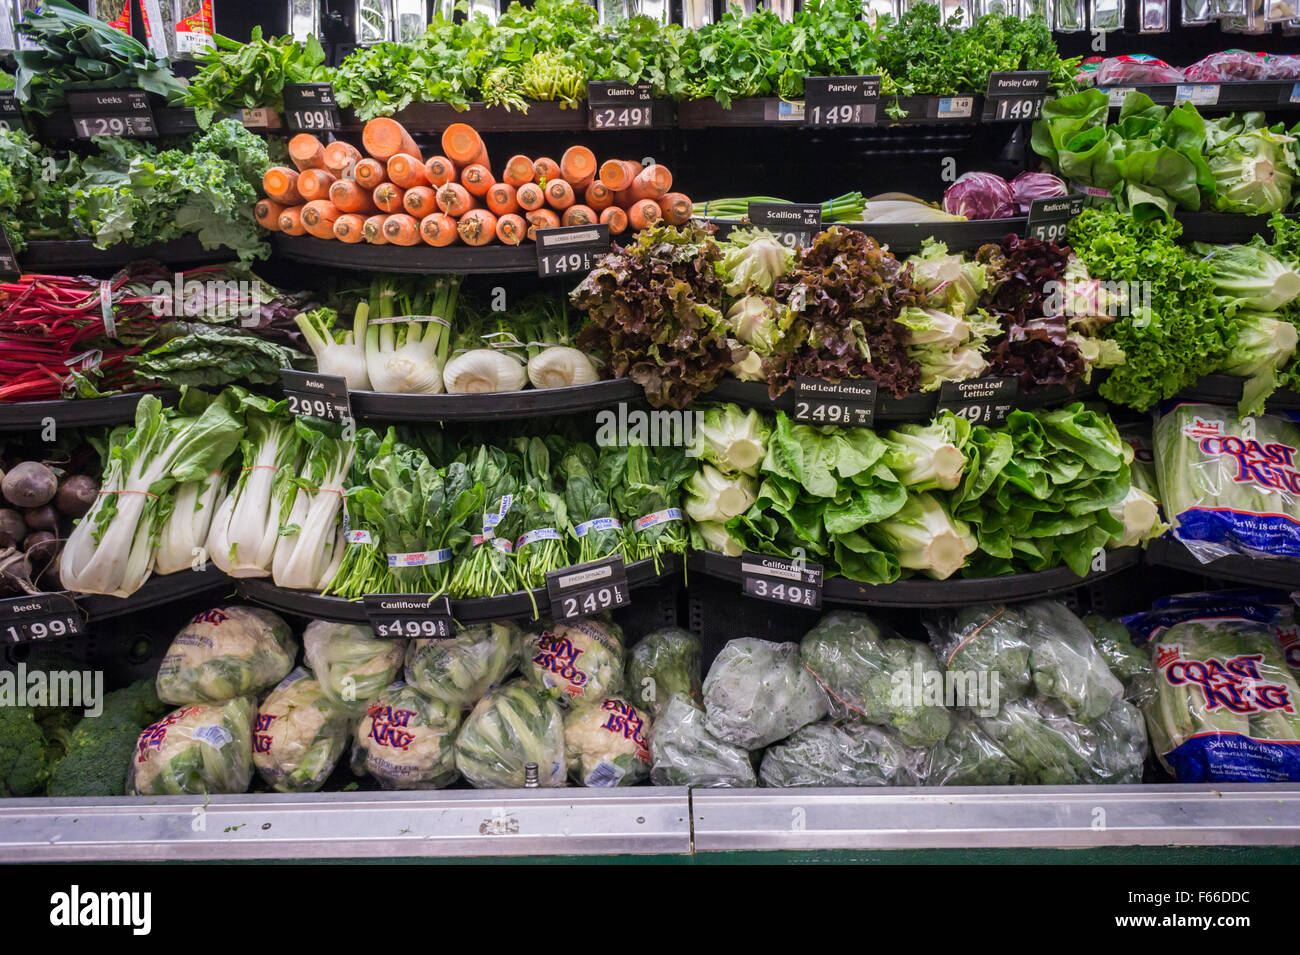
xmin=588 ymin=81 xmax=654 ymax=130
xmin=937 ymin=376 xmax=1019 ymax=426
xmin=283 ymin=83 xmax=341 ymax=133
xmin=67 ymin=90 xmax=157 ymax=139
xmin=0 ymin=92 xmax=25 ymax=133
xmin=793 ymin=377 xmax=877 ymax=428
xmin=740 ymin=552 xmax=822 ymax=609
xmin=1024 ymin=194 xmax=1084 ymax=244
xmin=546 ymin=556 xmax=631 ymax=622
xmin=747 ymin=202 xmax=821 ymax=249
xmin=981 ymin=71 xmax=1050 ymax=122
xmin=0 ymin=594 xmax=85 ymax=644
xmin=535 ymin=223 xmax=610 ymax=277
xmin=363 ymin=594 xmax=455 ymax=640
xmin=804 ymin=75 xmax=881 ymax=127
xmin=0 ymin=224 xmax=19 ymax=280
xmin=280 ymin=370 xmax=351 ymax=422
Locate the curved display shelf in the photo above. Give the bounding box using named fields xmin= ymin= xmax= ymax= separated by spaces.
xmin=236 ymin=555 xmax=682 ymax=624
xmin=1145 ymin=536 xmax=1300 ymax=590
xmin=1175 ymin=210 xmax=1295 ymax=244
xmin=18 ymin=237 xmax=236 ymax=272
xmin=1099 ymin=80 xmax=1300 ymax=112
xmin=0 ymin=391 xmax=177 ymax=431
xmin=675 ymin=95 xmax=987 ymax=128
xmin=341 ymin=99 xmax=673 ymax=133
xmin=350 ymin=379 xmax=644 ymax=422
xmin=270 ymin=234 xmax=537 ymax=275
xmin=1175 ymin=374 xmax=1300 ymax=412
xmin=74 ymin=565 xmax=233 ymax=622
xmin=688 ymin=547 xmax=1140 ymax=608
xmin=700 ymin=216 xmax=1024 ymax=255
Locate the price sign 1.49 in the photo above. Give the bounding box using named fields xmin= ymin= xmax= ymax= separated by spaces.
xmin=535 ymin=224 xmax=610 ymax=278
xmin=1024 ymin=194 xmax=1084 ymax=243
xmin=740 ymin=553 xmax=823 ymax=609
xmin=804 ymin=75 xmax=880 ymax=127
xmin=67 ymin=90 xmax=157 ymax=139
xmin=588 ymin=81 xmax=654 ymax=130
xmin=546 ymin=556 xmax=631 ymax=622
xmin=363 ymin=595 xmax=455 ymax=640
xmin=1 ymin=594 xmax=85 ymax=644
xmin=981 ymin=71 xmax=1050 ymax=122
xmin=280 ymin=370 xmax=351 ymax=423
xmin=283 ymin=83 xmax=341 ymax=133
xmin=936 ymin=376 xmax=1019 ymax=426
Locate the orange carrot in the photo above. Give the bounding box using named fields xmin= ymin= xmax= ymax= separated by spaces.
xmin=525 ymin=208 xmax=561 ymax=240
xmin=382 ymin=213 xmax=422 ymax=246
xmin=495 ymin=213 xmax=526 ymax=245
xmin=387 ymin=152 xmax=431 ymax=189
xmin=363 ymin=117 xmax=421 ymax=162
xmin=460 ymin=163 xmax=495 ymax=197
xmin=301 ymin=200 xmax=341 ymax=237
xmin=628 ymin=164 xmax=672 ymax=201
xmin=628 ymin=198 xmax=662 ymax=230
xmin=255 ymin=199 xmax=285 ymax=232
xmin=457 ymin=209 xmax=498 ymax=246
xmin=613 ymin=187 xmax=631 ymax=209
xmin=584 ymin=180 xmax=614 ymax=211
xmin=598 ymin=159 xmax=642 ymax=192
xmin=532 ymin=157 xmax=561 ymax=185
xmin=403 ymin=186 xmax=438 ymax=219
xmin=263 ymin=166 xmax=302 ymax=204
xmin=562 ymin=204 xmax=598 ymax=226
xmin=420 ymin=213 xmax=459 ymax=247
xmin=353 ymin=158 xmax=387 ymax=190
xmin=372 ymin=182 xmax=406 ymax=214
xmin=330 ymin=178 xmax=378 ymax=215
xmin=600 ymin=205 xmax=628 ymax=235
xmin=560 ymin=146 xmax=597 ymax=188
xmin=658 ymin=192 xmax=693 ymax=226
xmin=503 ymin=154 xmax=534 ymax=188
xmin=323 ymin=140 xmax=363 ymax=176
xmin=442 ymin=123 xmax=485 ymax=166
xmin=516 ymin=182 xmax=545 ymax=212
xmin=436 ymin=182 xmax=477 ymax=217
xmin=297 ymin=168 xmax=338 ymax=202
xmin=278 ymin=206 xmax=307 ymax=236
xmin=544 ymin=178 xmax=575 ymax=211
xmin=363 ymin=214 xmax=390 ymax=245
xmin=334 ymin=214 xmax=367 ymax=243
xmin=424 ymin=155 xmax=459 ymax=187
xmin=288 ymin=133 xmax=327 ymax=171
xmin=485 ymin=182 xmax=519 ymax=217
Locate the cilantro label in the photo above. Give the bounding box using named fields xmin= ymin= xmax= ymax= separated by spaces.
xmin=280 ymin=370 xmax=351 ymax=422
xmin=937 ymin=376 xmax=1019 ymax=425
xmin=588 ymin=81 xmax=654 ymax=130
xmin=804 ymin=75 xmax=880 ymax=127
xmin=740 ymin=553 xmax=823 ymax=609
xmin=0 ymin=92 xmax=25 ymax=133
xmin=546 ymin=556 xmax=631 ymax=621
xmin=747 ymin=202 xmax=821 ymax=249
xmin=0 ymin=224 xmax=19 ymax=280
xmin=67 ymin=90 xmax=157 ymax=139
xmin=982 ymin=71 xmax=1050 ymax=122
xmin=0 ymin=594 xmax=84 ymax=644
xmin=1025 ymin=194 xmax=1084 ymax=243
xmin=363 ymin=594 xmax=455 ymax=640
xmin=535 ymin=224 xmax=610 ymax=277
xmin=793 ymin=377 xmax=877 ymax=427
xmin=283 ymin=83 xmax=341 ymax=133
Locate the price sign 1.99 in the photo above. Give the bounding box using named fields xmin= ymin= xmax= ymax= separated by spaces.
xmin=280 ymin=370 xmax=351 ymax=423
xmin=283 ymin=83 xmax=341 ymax=133
xmin=363 ymin=595 xmax=455 ymax=640
xmin=67 ymin=90 xmax=157 ymax=139
xmin=1024 ymin=194 xmax=1085 ymax=243
xmin=535 ymin=224 xmax=610 ymax=278
xmin=588 ymin=81 xmax=655 ymax=130
xmin=1 ymin=594 xmax=85 ymax=644
xmin=546 ymin=556 xmax=631 ymax=622
xmin=740 ymin=553 xmax=823 ymax=609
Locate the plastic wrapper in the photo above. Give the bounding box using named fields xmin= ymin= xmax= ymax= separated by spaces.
xmin=252 ymin=669 xmax=352 ymax=793
xmin=624 ymin=627 xmax=702 ymax=717
xmin=351 ymin=682 xmax=460 ymax=790
xmin=1090 ymin=698 xmax=1148 ymax=783
xmin=1154 ymin=404 xmax=1300 ymax=563
xmin=564 ymin=697 xmax=653 ymax=787
xmin=704 ymin=637 xmax=828 ymax=749
xmin=1076 ymin=54 xmax=1186 ymax=85
xmin=156 ymin=606 xmax=297 ymax=705
xmin=405 ymin=620 xmax=523 ymax=711
xmin=800 ymin=612 xmax=951 ymax=748
xmin=455 ymin=679 xmax=566 ymax=788
xmin=924 ymin=604 xmax=1033 ymax=710
xmin=649 ymin=695 xmax=756 ymax=788
xmin=977 ymin=697 xmax=1096 ymax=784
xmin=1184 ymin=50 xmax=1275 ymax=81
xmin=924 ymin=716 xmax=1018 ymax=786
xmin=303 ymin=620 xmax=405 ymax=715
xmin=129 ymin=697 xmax=255 ymax=796
xmin=759 ymin=721 xmax=923 ymax=788
xmin=1083 ymin=614 xmax=1156 ymax=705
xmin=524 ymin=617 xmax=624 ymax=706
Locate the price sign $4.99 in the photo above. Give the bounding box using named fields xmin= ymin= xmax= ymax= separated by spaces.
xmin=546 ymin=556 xmax=630 ymax=621
xmin=363 ymin=595 xmax=454 ymax=640
xmin=1 ymin=594 xmax=84 ymax=644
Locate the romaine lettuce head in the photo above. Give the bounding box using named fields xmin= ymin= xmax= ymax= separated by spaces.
xmin=691 ymin=403 xmax=770 ymax=477
xmin=352 ymin=682 xmax=460 ymax=790
xmin=1198 ymin=244 xmax=1300 ymax=313
xmin=685 ymin=464 xmax=757 ymax=524
xmin=759 ymin=721 xmax=924 ymax=787
xmin=867 ymin=491 xmax=977 ymax=580
xmin=883 ymin=413 xmax=971 ymax=492
xmin=1207 ymin=123 xmax=1298 ymax=215
xmin=1108 ymin=484 xmax=1168 ymax=549
xmin=405 ymin=620 xmax=523 ymax=711
xmin=455 ymin=679 xmax=566 ymax=788
xmin=1218 ymin=310 xmax=1300 ymax=417
xmin=564 ymin=697 xmax=652 ymax=787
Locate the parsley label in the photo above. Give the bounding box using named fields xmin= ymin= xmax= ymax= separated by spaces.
xmin=67 ymin=90 xmax=157 ymax=139
xmin=740 ymin=553 xmax=823 ymax=610
xmin=588 ymin=82 xmax=654 ymax=130
xmin=804 ymin=75 xmax=880 ymax=127
xmin=283 ymin=83 xmax=341 ymax=133
xmin=982 ymin=71 xmax=1050 ymax=122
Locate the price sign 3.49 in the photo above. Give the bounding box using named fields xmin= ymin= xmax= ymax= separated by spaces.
xmin=1 ymin=594 xmax=85 ymax=644
xmin=546 ymin=556 xmax=631 ymax=621
xmin=740 ymin=553 xmax=823 ymax=609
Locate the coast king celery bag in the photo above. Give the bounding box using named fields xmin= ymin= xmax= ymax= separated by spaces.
xmin=1154 ymin=403 xmax=1300 ymax=562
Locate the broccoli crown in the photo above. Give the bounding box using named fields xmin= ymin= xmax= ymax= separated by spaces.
xmin=0 ymin=706 xmax=51 ymax=796
xmin=46 ymin=680 xmax=169 ymax=798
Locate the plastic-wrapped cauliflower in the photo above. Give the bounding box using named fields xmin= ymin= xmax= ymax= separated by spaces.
xmin=455 ymin=679 xmax=566 ymax=788
xmin=977 ymin=697 xmax=1096 ymax=785
xmin=156 ymin=606 xmax=297 ymax=705
xmin=1088 ymin=698 xmax=1147 ymax=784
xmin=253 ymin=669 xmax=352 ymax=793
xmin=650 ymin=694 xmax=756 ymax=788
xmin=625 ymin=627 xmax=702 ymax=717
xmin=759 ymin=721 xmax=924 ymax=787
xmin=564 ymin=697 xmax=652 ymax=787
xmin=924 ymin=604 xmax=1033 ymax=708
xmin=525 ymin=616 xmax=624 ymax=706
xmin=128 ymin=697 xmax=255 ymax=796
xmin=703 ymin=638 xmax=828 ymax=749
xmin=405 ymin=620 xmax=522 ymax=711
xmin=1083 ymin=614 xmax=1155 ymax=705
xmin=351 ymin=682 xmax=460 ymax=790
xmin=800 ymin=612 xmax=951 ymax=748
xmin=1022 ymin=601 xmax=1124 ymax=723
xmin=924 ymin=715 xmax=1017 ymax=786
xmin=303 ymin=620 xmax=405 ymax=715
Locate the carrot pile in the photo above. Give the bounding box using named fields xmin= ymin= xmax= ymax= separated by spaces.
xmin=259 ymin=119 xmax=693 ymax=249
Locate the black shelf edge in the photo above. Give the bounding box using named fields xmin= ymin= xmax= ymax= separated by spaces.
xmin=1145 ymin=536 xmax=1300 ymax=590
xmin=270 ymin=233 xmax=538 ymax=275
xmin=0 ymin=391 xmax=178 ymax=431
xmin=1098 ymin=80 xmax=1300 ymax=111
xmin=674 ymin=95 xmax=987 ymax=128
xmin=74 ymin=565 xmax=234 ymax=622
xmin=689 ymin=547 xmax=1140 ymax=607
xmin=18 ymin=237 xmax=238 ymax=272
xmin=340 ymin=99 xmax=674 ymax=133
xmin=350 ymin=379 xmax=644 ymax=422
xmin=699 ymin=216 xmax=1024 ymax=255
xmin=1174 ymin=374 xmax=1300 ymax=413
xmin=1175 ymin=210 xmax=1297 ymax=244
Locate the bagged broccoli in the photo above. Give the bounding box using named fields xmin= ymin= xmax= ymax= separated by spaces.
xmin=649 ymin=694 xmax=756 ymax=788
xmin=455 ymin=679 xmax=566 ymax=788
xmin=924 ymin=604 xmax=1032 ymax=709
xmin=625 ymin=627 xmax=702 ymax=717
xmin=924 ymin=716 xmax=1017 ymax=786
xmin=800 ymin=612 xmax=951 ymax=748
xmin=1022 ymin=601 xmax=1123 ymax=723
xmin=1088 ymin=698 xmax=1147 ymax=784
xmin=156 ymin=606 xmax=297 ymax=705
xmin=1083 ymin=614 xmax=1155 ymax=705
xmin=759 ymin=721 xmax=923 ymax=788
xmin=252 ymin=669 xmax=352 ymax=793
xmin=129 ymin=697 xmax=256 ymax=796
xmin=405 ymin=620 xmax=523 ymax=711
xmin=977 ymin=697 xmax=1095 ymax=785
xmin=351 ymin=682 xmax=460 ymax=790
xmin=703 ymin=637 xmax=828 ymax=749
xmin=564 ymin=697 xmax=652 ymax=787
xmin=525 ymin=617 xmax=624 ymax=706
xmin=303 ymin=620 xmax=405 ymax=715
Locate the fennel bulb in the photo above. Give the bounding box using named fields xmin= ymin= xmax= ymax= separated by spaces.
xmin=870 ymin=492 xmax=976 ymax=580
xmin=271 ymin=419 xmax=356 ymax=591
xmin=527 ymin=346 xmax=599 ymax=389
xmin=296 ymin=305 xmax=370 ymax=390
xmin=685 ymin=465 xmax=757 ymax=523
xmin=444 ymin=348 xmax=528 ymax=394
xmin=156 ymin=471 xmax=228 ymax=575
xmin=692 ymin=405 xmax=770 ymax=477
xmin=364 ymin=276 xmax=459 ymax=394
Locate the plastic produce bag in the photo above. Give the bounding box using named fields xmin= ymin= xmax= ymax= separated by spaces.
xmin=156 ymin=606 xmax=297 ymax=705
xmin=525 ymin=617 xmax=624 ymax=706
xmin=625 ymin=627 xmax=702 ymax=717
xmin=924 ymin=716 xmax=1017 ymax=786
xmin=1083 ymin=614 xmax=1155 ymax=705
xmin=352 ymin=682 xmax=460 ymax=790
xmin=924 ymin=604 xmax=1032 ymax=710
xmin=129 ymin=697 xmax=255 ymax=796
xmin=759 ymin=721 xmax=923 ymax=788
xmin=800 ymin=612 xmax=951 ymax=748
xmin=564 ymin=697 xmax=652 ymax=787
xmin=303 ymin=620 xmax=405 ymax=715
xmin=649 ymin=695 xmax=756 ymax=788
xmin=253 ymin=669 xmax=352 ymax=793
xmin=977 ymin=698 xmax=1096 ymax=785
xmin=455 ymin=680 xmax=566 ymax=788
xmin=1089 ymin=698 xmax=1147 ymax=783
xmin=1022 ymin=601 xmax=1124 ymax=723
xmin=704 ymin=638 xmax=828 ymax=749
xmin=405 ymin=620 xmax=523 ymax=711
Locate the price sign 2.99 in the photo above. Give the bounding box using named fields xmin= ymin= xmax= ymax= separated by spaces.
xmin=280 ymin=370 xmax=351 ymax=423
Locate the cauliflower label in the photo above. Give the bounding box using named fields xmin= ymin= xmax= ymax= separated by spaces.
xmin=363 ymin=703 xmax=420 ymax=751
xmin=136 ymin=706 xmax=202 ymax=762
xmin=533 ymin=631 xmax=592 ymax=698
xmin=252 ymin=713 xmax=276 ymax=754
xmin=598 ymin=699 xmax=651 ymax=763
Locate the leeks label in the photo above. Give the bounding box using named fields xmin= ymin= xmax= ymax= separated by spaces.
xmin=804 ymin=75 xmax=880 ymax=127
xmin=280 ymin=370 xmax=351 ymax=422
xmin=793 ymin=377 xmax=876 ymax=427
xmin=740 ymin=552 xmax=822 ymax=609
xmin=937 ymin=376 xmax=1018 ymax=425
xmin=0 ymin=594 xmax=84 ymax=644
xmin=546 ymin=556 xmax=630 ymax=621
xmin=588 ymin=82 xmax=654 ymax=130
xmin=363 ymin=594 xmax=455 ymax=639
xmin=747 ymin=203 xmax=821 ymax=249
xmin=535 ymin=224 xmax=611 ymax=277
xmin=283 ymin=83 xmax=340 ymax=133
xmin=0 ymin=92 xmax=24 ymax=133
xmin=981 ymin=71 xmax=1050 ymax=121
xmin=1024 ymin=194 xmax=1084 ymax=243
xmin=67 ymin=90 xmax=157 ymax=139
xmin=0 ymin=224 xmax=19 ymax=280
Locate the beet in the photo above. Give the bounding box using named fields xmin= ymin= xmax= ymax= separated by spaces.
xmin=2 ymin=461 xmax=57 ymax=508
xmin=55 ymin=474 xmax=99 ymax=518
xmin=0 ymin=509 xmax=24 ymax=549
xmin=23 ymin=530 xmax=59 ymax=569
xmin=22 ymin=504 xmax=59 ymax=533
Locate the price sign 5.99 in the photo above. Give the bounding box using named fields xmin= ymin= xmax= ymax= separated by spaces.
xmin=1024 ymin=194 xmax=1085 ymax=243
